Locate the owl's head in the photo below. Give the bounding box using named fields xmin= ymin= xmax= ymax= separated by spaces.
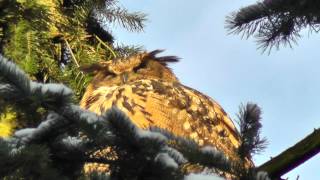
xmin=81 ymin=50 xmax=180 ymax=87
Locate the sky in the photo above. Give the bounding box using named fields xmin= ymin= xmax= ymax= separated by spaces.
xmin=114 ymin=1 xmax=320 ymax=179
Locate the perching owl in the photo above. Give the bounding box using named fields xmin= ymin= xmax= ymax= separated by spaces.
xmin=80 ymin=50 xmax=242 ymax=171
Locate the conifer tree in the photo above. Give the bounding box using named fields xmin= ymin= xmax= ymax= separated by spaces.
xmin=227 ymin=1 xmax=320 ymax=178
xmin=226 ymin=0 xmax=320 ymax=52
xmin=0 ymin=0 xmax=146 ymax=135
xmin=0 ymin=1 xmax=273 ymax=179
xmin=0 ymin=55 xmax=271 ymax=180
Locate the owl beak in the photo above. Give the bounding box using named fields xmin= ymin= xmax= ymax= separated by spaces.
xmin=121 ymin=73 xmax=128 ymax=83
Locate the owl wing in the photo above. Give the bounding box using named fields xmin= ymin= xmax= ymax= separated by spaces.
xmin=80 ymin=79 xmax=241 ymax=160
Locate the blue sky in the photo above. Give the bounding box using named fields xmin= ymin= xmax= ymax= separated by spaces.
xmin=114 ymin=1 xmax=320 ymax=179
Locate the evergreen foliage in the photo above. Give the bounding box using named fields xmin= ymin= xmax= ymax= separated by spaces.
xmin=236 ymin=103 xmax=268 ymax=180
xmin=0 ymin=0 xmax=146 ymax=135
xmin=226 ymin=0 xmax=320 ymax=52
xmin=226 ymin=1 xmax=320 ymax=178
xmin=237 ymin=103 xmax=268 ymax=159
xmin=0 ymin=1 xmax=273 ymax=179
xmin=0 ymin=0 xmax=146 ymax=99
xmin=0 ymin=52 xmax=270 ymax=179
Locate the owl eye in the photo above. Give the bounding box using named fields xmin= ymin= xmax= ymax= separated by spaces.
xmin=80 ymin=64 xmax=103 ymax=74
xmin=80 ymin=63 xmax=116 ymax=78
xmin=133 ymin=60 xmax=148 ymax=72
xmin=105 ymin=71 xmax=116 ymax=78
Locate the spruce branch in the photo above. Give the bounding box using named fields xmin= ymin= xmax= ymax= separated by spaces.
xmin=14 ymin=112 xmax=70 ymax=145
xmin=0 ymin=57 xmax=273 ymax=179
xmin=234 ymin=103 xmax=269 ymax=180
xmin=0 ymin=139 xmax=65 ymax=179
xmin=114 ymin=44 xmax=144 ymax=57
xmin=226 ymin=0 xmax=320 ymax=52
xmin=150 ymin=127 xmax=232 ymax=173
xmin=101 ymin=108 xmax=183 ymax=179
xmin=0 ymin=55 xmax=73 ymax=108
xmin=98 ymin=5 xmax=147 ymax=32
xmin=0 ymin=55 xmax=32 ymax=95
xmin=237 ymin=103 xmax=268 ymax=159
xmin=0 ymin=0 xmax=145 ymax=102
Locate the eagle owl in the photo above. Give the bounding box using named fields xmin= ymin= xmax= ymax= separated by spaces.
xmin=80 ymin=50 xmax=242 ymax=172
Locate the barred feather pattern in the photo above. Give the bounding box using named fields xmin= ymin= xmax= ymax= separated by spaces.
xmin=80 ymin=50 xmax=243 ymax=174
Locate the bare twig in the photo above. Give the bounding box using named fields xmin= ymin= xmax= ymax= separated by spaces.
xmin=94 ymin=35 xmax=117 ymax=58
xmin=64 ymin=39 xmax=80 ymax=68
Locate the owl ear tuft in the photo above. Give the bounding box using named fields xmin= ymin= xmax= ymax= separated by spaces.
xmin=147 ymin=49 xmax=165 ymax=57
xmin=146 ymin=49 xmax=180 ymax=66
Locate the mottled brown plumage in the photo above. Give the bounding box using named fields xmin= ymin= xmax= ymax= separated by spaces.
xmin=80 ymin=50 xmax=244 ymax=173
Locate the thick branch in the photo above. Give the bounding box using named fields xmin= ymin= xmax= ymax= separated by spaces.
xmin=258 ymin=128 xmax=320 ymax=179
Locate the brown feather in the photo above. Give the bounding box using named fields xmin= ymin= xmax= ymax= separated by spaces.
xmin=80 ymin=50 xmax=248 ymax=176
xmin=144 ymin=49 xmax=180 ymax=66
